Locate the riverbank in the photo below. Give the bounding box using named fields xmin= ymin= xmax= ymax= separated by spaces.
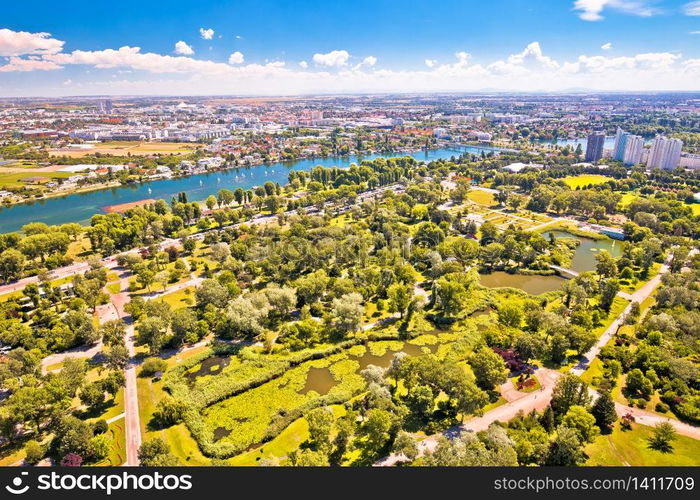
xmin=0 ymin=147 xmax=485 ymax=234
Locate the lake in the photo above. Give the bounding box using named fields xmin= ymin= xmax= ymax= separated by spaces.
xmin=0 ymin=147 xmax=496 ymax=234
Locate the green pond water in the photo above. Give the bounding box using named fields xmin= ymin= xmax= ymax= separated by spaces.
xmin=478 ymin=271 xmax=565 ymax=295
xmin=541 ymin=230 xmax=623 ymax=272
xmin=300 ymin=342 xmax=440 ymax=396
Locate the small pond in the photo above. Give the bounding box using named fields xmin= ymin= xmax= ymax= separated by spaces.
xmin=300 ymin=342 xmax=440 ymax=396
xmin=542 ymin=230 xmax=623 ymax=273
xmin=185 ymin=355 xmax=231 ymax=382
xmin=478 ymin=271 xmax=565 ymax=295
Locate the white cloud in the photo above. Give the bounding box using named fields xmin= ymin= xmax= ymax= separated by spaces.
xmin=174 ymin=41 xmax=194 ymax=55
xmin=425 ymin=59 xmax=437 ymax=68
xmin=684 ymin=1 xmax=700 ymax=15
xmin=362 ymin=56 xmax=377 ymax=67
xmin=46 ymin=46 xmax=235 ymax=74
xmin=62 ymin=79 xmax=72 ymax=85
xmin=573 ymin=0 xmax=658 ymax=21
xmin=0 ymin=28 xmax=64 ymax=57
xmin=691 ymin=30 xmax=700 ymax=34
xmin=601 ymin=42 xmax=613 ymax=50
xmin=199 ymin=28 xmax=214 ymax=40
xmin=228 ymin=51 xmax=244 ymax=64
xmin=299 ymin=60 xmax=308 ymax=68
xmin=0 ymin=56 xmax=62 ymax=72
xmin=312 ymin=49 xmax=350 ymax=67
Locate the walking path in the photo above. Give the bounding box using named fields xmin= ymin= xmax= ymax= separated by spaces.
xmin=377 ymin=251 xmax=698 ymax=466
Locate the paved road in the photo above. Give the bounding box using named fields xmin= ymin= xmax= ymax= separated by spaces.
xmin=108 ymin=273 xmax=142 ymax=466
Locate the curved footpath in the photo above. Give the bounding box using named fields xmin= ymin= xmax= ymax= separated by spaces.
xmin=377 ymin=252 xmax=699 ymax=466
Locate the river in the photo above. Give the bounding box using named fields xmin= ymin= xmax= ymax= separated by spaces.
xmin=0 ymin=147 xmax=496 ymax=234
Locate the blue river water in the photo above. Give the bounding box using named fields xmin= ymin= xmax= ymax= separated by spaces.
xmin=0 ymin=147 xmax=497 ymax=233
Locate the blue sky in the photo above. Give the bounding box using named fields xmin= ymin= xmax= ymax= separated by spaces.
xmin=1 ymin=0 xmax=700 ymax=95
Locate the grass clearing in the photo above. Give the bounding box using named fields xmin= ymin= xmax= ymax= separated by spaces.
xmin=585 ymin=423 xmax=700 ymax=466
xmin=562 ymin=174 xmax=613 ymax=190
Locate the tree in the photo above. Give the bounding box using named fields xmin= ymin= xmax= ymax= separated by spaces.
xmin=545 ymin=426 xmax=585 ymax=466
xmin=625 ymin=368 xmax=653 ymax=399
xmin=264 ymin=286 xmax=297 ymax=318
xmin=591 ymin=391 xmax=617 ymax=431
xmin=306 ymin=407 xmax=334 ymax=452
xmin=216 ymin=189 xmax=234 ymax=208
xmin=596 ymin=251 xmax=618 ymax=279
xmin=80 ymin=382 xmax=106 ymax=411
xmin=137 ymin=316 xmax=168 ymax=354
xmin=498 ymin=302 xmax=523 ymax=328
xmin=393 ymin=431 xmax=419 ymax=462
xmin=0 ymin=248 xmax=25 ymax=283
xmin=550 ymin=373 xmax=591 ymax=417
xmin=205 ymin=195 xmax=217 ymax=211
xmin=195 ymin=279 xmax=229 ymax=309
xmin=387 ymin=282 xmax=412 ymax=318
xmin=514 ymin=334 xmax=545 ymax=363
xmin=138 ymin=438 xmax=179 ymax=466
xmin=220 ymin=296 xmax=268 ymax=339
xmin=599 ymin=278 xmax=620 ymax=313
xmin=99 ymin=320 xmax=126 ymax=347
xmin=330 ymin=293 xmax=364 ymax=334
xmin=362 ymin=408 xmax=393 ymax=452
xmin=24 ymin=440 xmax=44 ymax=464
xmin=89 ymin=434 xmax=111 ymax=460
xmin=562 ymin=405 xmax=599 ymax=443
xmin=210 ymin=242 xmax=231 ymax=264
xmin=647 ymin=422 xmax=676 ymax=453
xmin=468 ymin=346 xmax=508 ymax=390
xmin=170 ymin=308 xmax=198 ymax=344
xmin=153 ymin=396 xmax=187 ymax=426
xmin=104 ymin=343 xmax=129 ymax=370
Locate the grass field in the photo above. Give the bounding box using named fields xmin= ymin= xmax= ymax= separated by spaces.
xmin=585 ymin=423 xmax=700 ymax=466
xmin=467 ymin=189 xmax=496 ymax=206
xmin=687 ymin=203 xmax=700 ymax=216
xmin=619 ymin=192 xmax=642 ymax=208
xmin=562 ymin=174 xmax=613 ymax=190
xmin=0 ymin=171 xmax=72 ymax=188
xmin=49 ymin=141 xmax=203 ymax=158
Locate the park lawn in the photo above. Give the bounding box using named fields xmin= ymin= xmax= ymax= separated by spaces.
xmin=580 ymin=358 xmax=605 ymax=387
xmin=157 ymin=286 xmax=196 ymax=310
xmin=562 ymin=174 xmax=613 ymax=190
xmin=687 ymin=203 xmax=700 ymax=216
xmin=106 ymin=283 xmax=121 ymax=294
xmin=66 ymin=234 xmax=92 ymax=261
xmin=136 ymin=372 xmax=209 ymax=465
xmin=0 ymin=290 xmax=23 ymax=303
xmin=585 ymin=423 xmax=700 ymax=466
xmin=467 ymin=190 xmax=496 ymax=206
xmin=619 ymin=192 xmax=642 ymax=208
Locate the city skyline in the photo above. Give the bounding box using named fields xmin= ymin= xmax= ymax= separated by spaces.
xmin=1 ymin=0 xmax=700 ymax=96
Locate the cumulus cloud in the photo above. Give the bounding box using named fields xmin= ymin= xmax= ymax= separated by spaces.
xmin=601 ymin=42 xmax=613 ymax=50
xmin=0 ymin=28 xmax=64 ymax=57
xmin=312 ymin=49 xmax=350 ymax=67
xmin=174 ymin=41 xmax=194 ymax=55
xmin=424 ymin=59 xmax=437 ymax=68
xmin=684 ymin=1 xmax=700 ymax=15
xmin=573 ymin=0 xmax=659 ymax=21
xmin=299 ymin=60 xmax=308 ymax=68
xmin=46 ymin=46 xmax=235 ymax=74
xmin=228 ymin=51 xmax=244 ymax=64
xmin=199 ymin=28 xmax=214 ymax=40
xmin=0 ymin=56 xmax=62 ymax=72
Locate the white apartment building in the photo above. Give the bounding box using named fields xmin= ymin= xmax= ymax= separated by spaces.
xmin=647 ymin=135 xmax=683 ymax=170
xmin=622 ymin=134 xmax=644 ymax=165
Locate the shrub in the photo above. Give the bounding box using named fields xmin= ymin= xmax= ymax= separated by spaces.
xmin=24 ymin=440 xmax=44 ymax=464
xmin=655 ymin=402 xmax=670 ymax=413
xmin=92 ymin=419 xmax=108 ymax=435
xmin=140 ymin=357 xmax=167 ymax=377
